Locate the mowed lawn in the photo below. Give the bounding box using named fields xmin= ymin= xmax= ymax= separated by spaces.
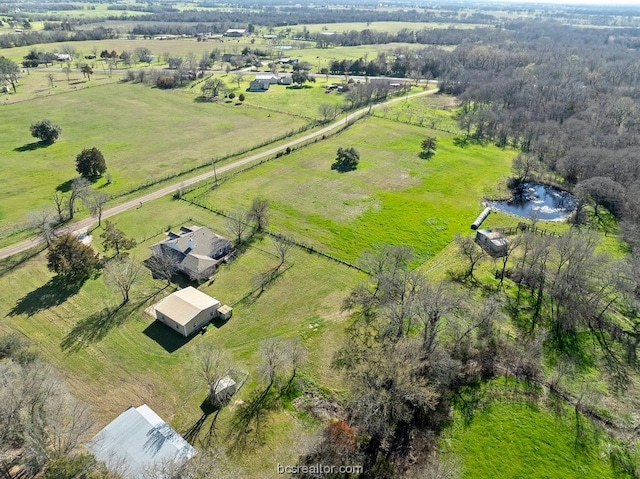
xmin=0 ymin=194 xmax=359 ymax=476
xmin=448 ymin=402 xmax=617 ymax=479
xmin=190 ymin=115 xmax=516 ymax=264
xmin=0 ymin=82 xmax=307 ymax=227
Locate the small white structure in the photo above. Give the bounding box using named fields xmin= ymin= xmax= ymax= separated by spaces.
xmin=54 ymin=53 xmax=72 ymax=62
xmin=88 ymin=404 xmax=196 ymax=478
xmin=212 ymin=376 xmax=237 ymax=405
xmin=255 ymin=73 xmax=279 ymax=85
xmin=475 ymin=229 xmax=508 ymax=257
xmin=217 ymin=304 xmax=233 ymax=321
xmin=224 ymin=28 xmax=246 ymax=37
xmin=150 ymin=287 xmax=221 ymax=337
xmin=278 ymin=74 xmax=293 ymax=85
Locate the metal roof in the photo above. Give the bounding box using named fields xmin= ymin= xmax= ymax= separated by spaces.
xmin=155 ymin=287 xmax=220 ymax=326
xmin=88 ymin=405 xmax=196 ymax=478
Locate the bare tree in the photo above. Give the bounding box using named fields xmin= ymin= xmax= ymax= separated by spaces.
xmin=27 ymin=208 xmax=56 ymax=247
xmin=454 ymin=234 xmax=487 ymax=280
xmin=148 ymin=251 xmax=180 ymax=284
xmin=248 ymin=197 xmax=269 ymax=232
xmin=83 ymin=191 xmax=109 ymax=227
xmin=52 ymin=191 xmax=66 ymax=223
xmin=225 ymin=208 xmax=249 ymax=246
xmin=232 ymin=73 xmax=244 ymax=89
xmin=46 ymin=72 xmax=55 ymax=91
xmin=196 ymin=346 xmax=238 ymax=407
xmin=259 ymin=338 xmax=286 ymax=389
xmin=68 ymin=177 xmax=90 ymax=220
xmin=104 ymin=256 xmax=141 ymax=304
xmin=272 ymin=233 xmax=292 ymax=268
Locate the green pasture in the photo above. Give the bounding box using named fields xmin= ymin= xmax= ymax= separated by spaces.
xmin=189 ymin=114 xmax=517 ymax=264
xmin=0 ymin=193 xmax=359 ymax=475
xmin=448 ymin=401 xmax=617 ymax=479
xmin=0 ymin=81 xmax=308 ymax=228
xmin=371 ymin=92 xmax=462 ymax=134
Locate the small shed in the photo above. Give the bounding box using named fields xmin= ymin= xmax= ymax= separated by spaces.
xmin=278 ymin=74 xmax=293 ymax=85
xmin=217 ymin=305 xmax=233 ymax=321
xmin=212 ymin=376 xmax=237 ymax=405
xmin=475 ymin=229 xmax=508 ymax=257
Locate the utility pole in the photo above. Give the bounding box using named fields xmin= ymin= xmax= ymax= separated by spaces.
xmin=212 ymin=159 xmax=218 ymax=187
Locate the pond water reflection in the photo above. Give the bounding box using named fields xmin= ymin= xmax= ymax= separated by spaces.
xmin=485 ymin=183 xmax=576 ymax=221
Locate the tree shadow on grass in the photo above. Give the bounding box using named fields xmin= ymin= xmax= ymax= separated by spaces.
xmin=60 ymin=288 xmax=170 ymax=354
xmin=8 ymin=276 xmax=83 ymax=318
xmin=60 ymin=302 xmax=134 ymax=354
xmin=228 ymin=377 xmax=295 ymax=451
xmin=56 ymin=179 xmax=74 ymax=192
xmin=0 ymin=246 xmax=46 ymax=277
xmin=14 ymin=141 xmax=51 ymax=152
xmin=182 ymin=399 xmax=222 ymax=446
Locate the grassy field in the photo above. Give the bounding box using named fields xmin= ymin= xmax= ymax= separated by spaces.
xmin=371 ymin=92 xmax=461 ymax=134
xmin=0 ymin=80 xmax=308 ymax=228
xmin=274 ymin=21 xmax=489 ymax=34
xmin=188 ymin=114 xmax=517 ymax=264
xmin=0 ymin=193 xmax=360 ymax=475
xmin=448 ymin=400 xmax=618 ymax=479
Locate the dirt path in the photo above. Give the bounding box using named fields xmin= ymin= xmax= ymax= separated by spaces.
xmin=0 ymin=88 xmax=437 ymax=260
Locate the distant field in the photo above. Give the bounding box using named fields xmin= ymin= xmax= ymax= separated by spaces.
xmin=275 ymin=21 xmax=489 ymax=34
xmin=188 ymin=114 xmax=516 ymax=264
xmin=0 ymin=81 xmax=308 ymax=227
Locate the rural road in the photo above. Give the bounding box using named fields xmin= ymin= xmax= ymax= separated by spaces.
xmin=0 ymin=88 xmax=436 ymax=260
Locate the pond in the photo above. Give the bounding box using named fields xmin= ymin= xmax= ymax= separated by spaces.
xmin=485 ymin=182 xmax=576 ymax=221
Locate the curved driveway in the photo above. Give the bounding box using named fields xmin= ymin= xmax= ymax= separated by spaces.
xmin=0 ymin=88 xmax=436 ymax=260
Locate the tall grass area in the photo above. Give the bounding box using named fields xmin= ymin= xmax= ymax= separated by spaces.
xmin=189 ymin=115 xmax=516 ymax=264
xmin=0 ymin=82 xmax=307 ymax=227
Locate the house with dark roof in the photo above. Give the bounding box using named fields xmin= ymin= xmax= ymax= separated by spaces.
xmin=88 ymin=404 xmax=196 ymax=478
xmin=149 ymin=225 xmax=232 ymax=280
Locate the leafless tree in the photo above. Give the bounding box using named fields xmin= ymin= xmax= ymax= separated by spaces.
xmin=46 ymin=72 xmax=55 ymax=91
xmin=68 ymin=177 xmax=90 ymax=220
xmin=148 ymin=251 xmax=180 ymax=284
xmin=83 ymin=191 xmax=109 ymax=227
xmin=104 ymin=255 xmax=141 ymax=303
xmin=272 ymin=233 xmax=293 ymax=268
xmin=225 ymin=208 xmax=249 ymax=246
xmin=196 ymin=346 xmax=239 ymax=406
xmin=454 ymin=234 xmax=487 ymax=280
xmin=259 ymin=338 xmax=286 ymax=389
xmin=52 ymin=191 xmax=66 ymax=223
xmin=0 ymin=357 xmax=93 ymax=477
xmin=232 ymin=73 xmax=243 ymax=89
xmin=27 ymin=208 xmax=56 ymax=247
xmin=248 ymin=197 xmax=269 ymax=232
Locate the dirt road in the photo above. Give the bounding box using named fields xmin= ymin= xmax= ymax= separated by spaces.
xmin=0 ymin=88 xmax=436 ymax=260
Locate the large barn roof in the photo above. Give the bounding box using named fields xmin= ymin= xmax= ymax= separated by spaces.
xmin=154 ymin=287 xmax=220 ymax=326
xmin=88 ymin=404 xmax=196 ymax=478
